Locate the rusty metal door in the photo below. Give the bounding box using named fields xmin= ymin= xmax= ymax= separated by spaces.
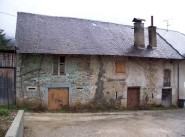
xmin=0 ymin=69 xmax=15 ymax=105
xmin=127 ymin=88 xmax=140 ymax=108
xmin=48 ymin=88 xmax=69 ymax=110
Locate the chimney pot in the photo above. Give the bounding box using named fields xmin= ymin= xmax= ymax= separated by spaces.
xmin=133 ymin=18 xmax=145 ymax=49
xmin=148 ymin=16 xmax=157 ymax=48
xmin=132 ymin=18 xmax=146 ymax=23
xmin=151 ymin=16 xmax=153 ymax=26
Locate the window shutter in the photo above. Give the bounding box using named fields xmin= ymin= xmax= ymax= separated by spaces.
xmin=52 ymin=56 xmax=58 ymax=75
xmin=115 ymin=61 xmax=125 ymax=73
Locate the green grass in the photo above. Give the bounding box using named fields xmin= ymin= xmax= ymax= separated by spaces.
xmin=0 ymin=104 xmax=17 ymax=110
xmin=0 ymin=108 xmax=9 ymax=116
xmin=0 ymin=104 xmax=29 ymax=112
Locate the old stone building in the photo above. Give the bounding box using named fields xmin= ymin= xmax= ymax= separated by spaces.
xmin=157 ymin=29 xmax=185 ymax=106
xmin=15 ymin=12 xmax=184 ymax=110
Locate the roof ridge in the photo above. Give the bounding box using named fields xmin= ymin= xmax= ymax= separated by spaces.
xmin=17 ymin=12 xmax=133 ymax=28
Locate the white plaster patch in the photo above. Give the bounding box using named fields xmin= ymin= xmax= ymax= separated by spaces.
xmin=172 ymin=89 xmax=175 ymax=95
xmin=156 ymin=94 xmax=161 ymax=99
xmin=92 ymin=23 xmax=97 ymax=26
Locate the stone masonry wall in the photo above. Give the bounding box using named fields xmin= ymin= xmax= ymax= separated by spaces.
xmin=16 ymin=54 xmax=178 ymax=108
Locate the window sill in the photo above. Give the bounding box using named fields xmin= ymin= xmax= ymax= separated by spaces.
xmin=162 ymin=87 xmax=172 ymax=89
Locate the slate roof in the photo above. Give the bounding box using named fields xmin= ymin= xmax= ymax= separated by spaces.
xmin=157 ymin=29 xmax=185 ymax=57
xmin=16 ymin=12 xmax=183 ymax=59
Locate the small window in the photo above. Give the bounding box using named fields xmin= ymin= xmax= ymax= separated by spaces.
xmin=163 ymin=69 xmax=171 ymax=87
xmin=115 ymin=61 xmax=125 ymax=73
xmin=60 ymin=56 xmax=65 ymax=75
xmin=52 ymin=56 xmax=65 ymax=75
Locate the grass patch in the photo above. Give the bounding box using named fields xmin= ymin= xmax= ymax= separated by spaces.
xmin=0 ymin=108 xmax=17 ymax=137
xmin=0 ymin=104 xmax=30 ymax=112
xmin=0 ymin=108 xmax=9 ymax=116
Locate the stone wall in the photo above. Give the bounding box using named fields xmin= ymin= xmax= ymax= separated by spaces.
xmin=16 ymin=54 xmax=178 ymax=108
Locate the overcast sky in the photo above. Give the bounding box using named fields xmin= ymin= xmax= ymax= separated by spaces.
xmin=1 ymin=0 xmax=185 ymax=38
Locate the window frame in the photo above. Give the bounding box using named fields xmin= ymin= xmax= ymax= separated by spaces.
xmin=115 ymin=60 xmax=126 ymax=73
xmin=52 ymin=56 xmax=65 ymax=76
xmin=163 ymin=69 xmax=171 ymax=87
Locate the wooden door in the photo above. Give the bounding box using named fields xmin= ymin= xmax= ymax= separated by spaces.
xmin=48 ymin=88 xmax=69 ymax=110
xmin=0 ymin=69 xmax=15 ymax=105
xmin=127 ymin=88 xmax=140 ymax=108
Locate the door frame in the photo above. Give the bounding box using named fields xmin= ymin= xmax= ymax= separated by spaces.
xmin=127 ymin=87 xmax=140 ymax=108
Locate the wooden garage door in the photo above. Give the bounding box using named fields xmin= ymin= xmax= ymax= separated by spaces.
xmin=127 ymin=88 xmax=140 ymax=108
xmin=48 ymin=88 xmax=69 ymax=110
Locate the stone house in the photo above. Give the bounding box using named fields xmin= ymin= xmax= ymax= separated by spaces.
xmin=157 ymin=29 xmax=185 ymax=105
xmin=15 ymin=12 xmax=184 ymax=110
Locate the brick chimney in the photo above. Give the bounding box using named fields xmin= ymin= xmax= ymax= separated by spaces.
xmin=132 ymin=18 xmax=145 ymax=49
xmin=148 ymin=16 xmax=157 ymax=48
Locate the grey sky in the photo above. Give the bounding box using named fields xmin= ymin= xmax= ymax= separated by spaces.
xmin=1 ymin=0 xmax=185 ymax=38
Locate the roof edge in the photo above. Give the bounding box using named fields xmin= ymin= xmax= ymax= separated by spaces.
xmin=157 ymin=32 xmax=184 ymax=58
xmin=157 ymin=28 xmax=185 ymax=36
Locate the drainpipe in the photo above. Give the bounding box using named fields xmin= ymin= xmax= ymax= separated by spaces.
xmin=177 ymin=62 xmax=179 ymax=105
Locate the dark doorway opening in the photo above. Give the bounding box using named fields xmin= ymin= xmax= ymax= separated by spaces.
xmin=162 ymin=88 xmax=172 ymax=107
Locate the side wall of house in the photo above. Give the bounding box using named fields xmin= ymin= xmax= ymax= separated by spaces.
xmin=16 ymin=54 xmax=178 ymax=108
xmin=179 ymin=61 xmax=185 ymax=99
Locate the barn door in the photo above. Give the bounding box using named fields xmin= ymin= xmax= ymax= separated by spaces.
xmin=0 ymin=69 xmax=15 ymax=105
xmin=48 ymin=88 xmax=69 ymax=110
xmin=127 ymin=87 xmax=140 ymax=108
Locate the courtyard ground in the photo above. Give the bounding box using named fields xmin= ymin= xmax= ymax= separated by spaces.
xmin=24 ymin=109 xmax=185 ymax=137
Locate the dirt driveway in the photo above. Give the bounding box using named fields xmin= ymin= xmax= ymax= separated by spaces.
xmin=24 ymin=109 xmax=185 ymax=137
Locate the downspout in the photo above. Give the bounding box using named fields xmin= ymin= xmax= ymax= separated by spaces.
xmin=177 ymin=62 xmax=179 ymax=105
xmin=14 ymin=47 xmax=16 ymax=105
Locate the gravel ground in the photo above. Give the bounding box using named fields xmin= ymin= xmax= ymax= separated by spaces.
xmin=24 ymin=109 xmax=185 ymax=137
